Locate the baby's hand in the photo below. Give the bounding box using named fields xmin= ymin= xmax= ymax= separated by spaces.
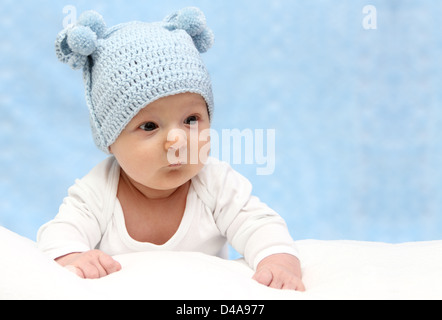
xmin=56 ymin=250 xmax=122 ymax=279
xmin=252 ymin=253 xmax=305 ymax=291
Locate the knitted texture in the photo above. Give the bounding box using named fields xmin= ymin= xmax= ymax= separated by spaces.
xmin=55 ymin=8 xmax=214 ymax=153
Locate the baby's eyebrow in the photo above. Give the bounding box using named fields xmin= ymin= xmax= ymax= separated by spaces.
xmin=132 ymin=98 xmax=206 ymax=122
xmin=134 ymin=106 xmax=156 ymax=120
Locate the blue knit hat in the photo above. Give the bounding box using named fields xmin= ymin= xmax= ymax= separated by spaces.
xmin=55 ymin=7 xmax=214 ymax=153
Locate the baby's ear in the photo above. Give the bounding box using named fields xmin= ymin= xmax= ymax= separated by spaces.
xmin=163 ymin=7 xmax=214 ymax=53
xmin=55 ymin=10 xmax=107 ymax=70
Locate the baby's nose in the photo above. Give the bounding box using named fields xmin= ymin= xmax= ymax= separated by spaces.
xmin=164 ymin=128 xmax=187 ymax=152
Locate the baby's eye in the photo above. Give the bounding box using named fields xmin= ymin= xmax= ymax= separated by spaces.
xmin=184 ymin=115 xmax=199 ymax=125
xmin=139 ymin=122 xmax=158 ymax=132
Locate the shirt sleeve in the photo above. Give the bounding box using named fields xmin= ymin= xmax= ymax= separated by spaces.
xmin=202 ymin=160 xmax=300 ymax=270
xmin=37 ymin=158 xmax=116 ymax=260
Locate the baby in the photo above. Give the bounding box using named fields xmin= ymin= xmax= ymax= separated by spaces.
xmin=38 ymin=7 xmax=305 ymax=291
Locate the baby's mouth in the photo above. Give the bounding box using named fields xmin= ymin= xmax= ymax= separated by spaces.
xmin=168 ymin=162 xmax=183 ymax=168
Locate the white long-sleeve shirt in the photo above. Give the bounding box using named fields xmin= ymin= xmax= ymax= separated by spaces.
xmin=37 ymin=157 xmax=298 ymax=269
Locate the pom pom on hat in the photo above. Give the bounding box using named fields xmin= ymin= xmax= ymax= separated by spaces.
xmin=192 ymin=28 xmax=215 ymax=53
xmin=170 ymin=7 xmax=206 ymax=36
xmin=164 ymin=7 xmax=214 ymax=53
xmin=67 ymin=25 xmax=97 ymax=56
xmin=55 ymin=10 xmax=107 ymax=70
xmin=76 ymin=10 xmax=107 ymax=38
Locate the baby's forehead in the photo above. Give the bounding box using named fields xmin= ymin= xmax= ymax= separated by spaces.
xmin=134 ymin=93 xmax=208 ymax=117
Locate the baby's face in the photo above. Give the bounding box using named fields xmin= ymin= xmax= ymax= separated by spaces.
xmin=109 ymin=93 xmax=210 ymax=192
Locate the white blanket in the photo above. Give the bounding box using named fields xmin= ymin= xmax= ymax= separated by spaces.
xmin=1 ymin=226 xmax=441 ymax=300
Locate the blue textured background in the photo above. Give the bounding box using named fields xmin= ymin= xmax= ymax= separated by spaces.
xmin=2 ymin=0 xmax=442 ymax=245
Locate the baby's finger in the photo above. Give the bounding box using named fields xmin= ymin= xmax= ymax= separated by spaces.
xmin=79 ymin=262 xmax=107 ymax=279
xmin=296 ymin=279 xmax=306 ymax=291
xmin=282 ymin=277 xmax=306 ymax=291
xmin=98 ymin=252 xmax=122 ymax=275
xmin=252 ymin=268 xmax=273 ymax=287
xmin=268 ymin=275 xmax=284 ymax=290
